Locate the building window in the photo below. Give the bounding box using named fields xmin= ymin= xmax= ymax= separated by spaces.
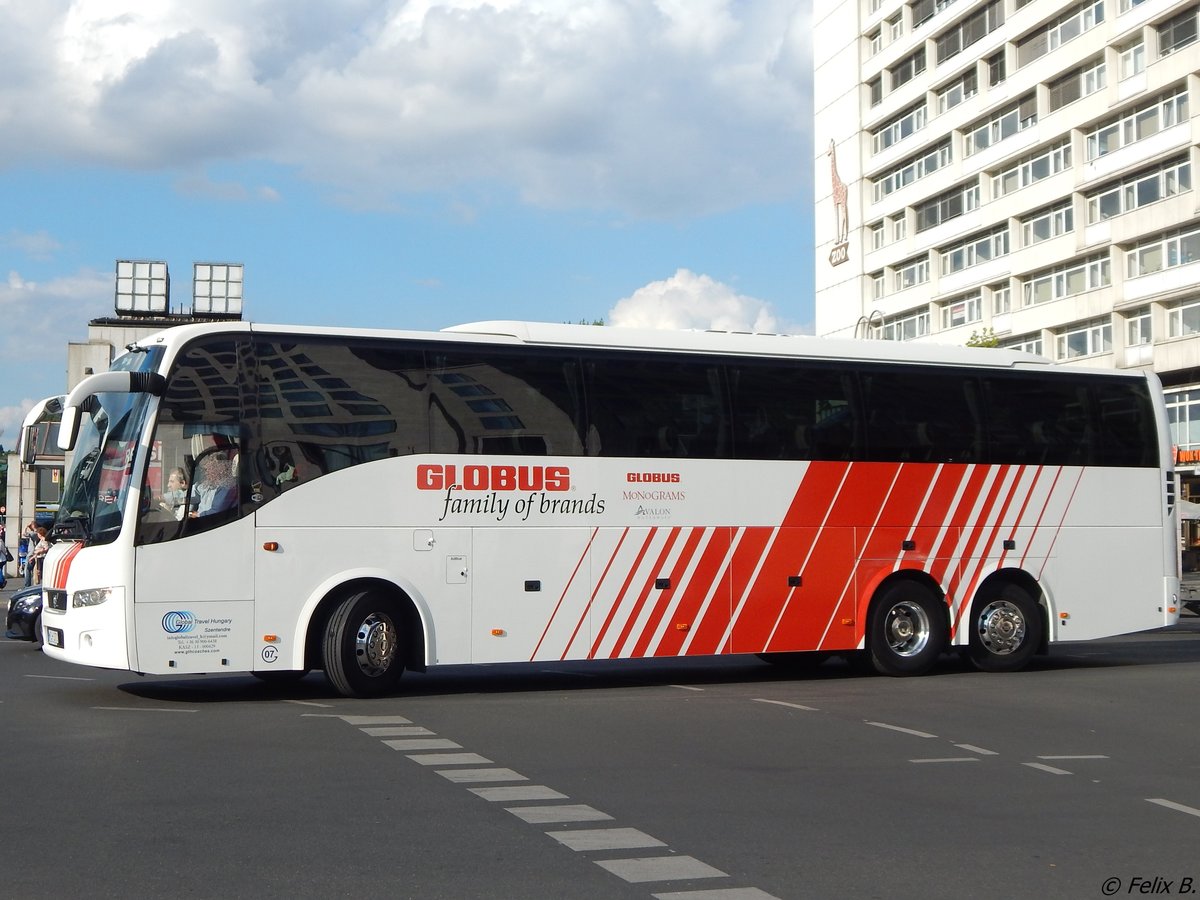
xmin=872 ymin=272 xmax=886 ymax=300
xmin=1021 ymin=201 xmax=1074 ymax=246
xmin=888 ymin=13 xmax=903 ymax=40
xmin=1126 ymin=226 xmax=1200 ymax=278
xmin=1126 ymin=308 xmax=1152 ymax=346
xmin=894 ymin=255 xmax=931 ymax=291
xmin=1085 ymin=88 xmax=1189 ymax=160
xmin=911 ymin=0 xmax=935 ymax=28
xmin=1168 ymin=297 xmax=1200 ymax=337
xmin=1119 ymin=0 xmax=1150 ymax=10
xmin=870 ymin=221 xmax=885 ymax=250
xmin=1047 ymin=58 xmax=1106 ymax=112
xmin=1016 ymin=0 xmax=1105 ymax=67
xmin=869 ymin=76 xmax=884 ymax=107
xmin=1118 ymin=39 xmax=1145 ymax=79
xmin=1087 ymin=157 xmax=1191 ymax=223
xmin=992 ymin=139 xmax=1071 ymax=197
xmin=869 ymin=28 xmax=883 ymax=56
xmin=892 ymin=213 xmax=908 ymax=242
xmin=987 ymin=50 xmax=1006 ymax=86
xmin=882 ymin=307 xmax=931 ymax=341
xmin=1157 ymin=6 xmax=1199 ymax=57
xmin=1003 ymin=333 xmax=1044 ymax=355
xmin=872 ymin=103 xmax=928 ymax=154
xmin=890 ymin=47 xmax=927 ymax=89
xmin=939 ymin=293 xmax=982 ymax=329
xmin=934 ymin=0 xmax=1004 ymax=65
xmin=991 ymin=283 xmax=1011 ymax=314
xmin=872 ymin=139 xmax=953 ymax=201
xmin=1056 ymin=318 xmax=1113 ymax=360
xmin=940 ymin=226 xmax=1009 ymax=275
xmin=915 ymin=181 xmax=979 ymax=231
xmin=936 ymin=69 xmax=978 ymax=114
xmin=869 ymin=0 xmax=884 ymax=13
xmin=1022 ymin=254 xmax=1111 ymax=306
xmin=1166 ymin=388 xmax=1200 ymax=453
xmin=963 ymin=95 xmax=1037 ymax=156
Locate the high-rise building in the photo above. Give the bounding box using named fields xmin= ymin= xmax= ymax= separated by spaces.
xmin=813 ymin=0 xmax=1200 ymax=526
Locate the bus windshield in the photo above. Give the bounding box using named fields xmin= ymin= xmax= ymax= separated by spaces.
xmin=57 ymin=347 xmax=164 ymax=545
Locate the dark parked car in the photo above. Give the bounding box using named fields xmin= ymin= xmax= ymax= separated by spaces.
xmin=5 ymin=585 xmax=43 ymax=646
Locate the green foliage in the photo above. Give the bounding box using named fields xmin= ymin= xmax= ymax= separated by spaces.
xmin=966 ymin=327 xmax=1000 ymax=348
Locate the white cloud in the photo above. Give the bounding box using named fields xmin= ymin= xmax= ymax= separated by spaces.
xmin=608 ymin=268 xmax=790 ymax=333
xmin=0 ymin=1 xmax=811 ymax=218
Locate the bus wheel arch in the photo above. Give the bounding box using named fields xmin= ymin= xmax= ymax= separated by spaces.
xmin=308 ymin=579 xmax=426 ymax=697
xmin=965 ymin=572 xmax=1045 ymax=673
xmin=865 ymin=573 xmax=948 ymax=676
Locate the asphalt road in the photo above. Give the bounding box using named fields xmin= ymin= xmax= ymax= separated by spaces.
xmin=3 ymin=606 xmax=1200 ymax=900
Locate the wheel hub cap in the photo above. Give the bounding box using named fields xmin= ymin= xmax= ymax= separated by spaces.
xmin=886 ymin=602 xmax=930 ymax=657
xmin=977 ymin=601 xmax=1025 ymax=655
xmin=355 ymin=612 xmax=398 ymax=677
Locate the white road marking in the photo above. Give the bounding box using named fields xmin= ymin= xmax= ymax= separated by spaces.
xmin=360 ymin=726 xmax=435 ymax=737
xmin=865 ymin=721 xmax=937 ymax=738
xmin=1023 ymin=762 xmax=1072 ymax=775
xmin=469 ymin=785 xmax=568 ymax=802
xmin=910 ymin=758 xmax=981 ymax=764
xmin=953 ymin=744 xmax=997 ymax=755
xmin=407 ymin=753 xmax=493 ymax=766
xmin=437 ymin=768 xmax=527 ymax=784
xmin=547 ymin=828 xmax=666 ymax=852
xmin=382 ymin=738 xmax=461 ymax=751
xmin=653 ymin=889 xmax=783 ymax=900
xmin=596 ymin=856 xmax=727 ymax=884
xmin=754 ymin=698 xmax=818 ymax=711
xmin=670 ymin=684 xmax=705 ymax=691
xmin=1037 ymin=755 xmax=1108 ymax=760
xmin=1147 ymin=798 xmax=1200 ymax=818
xmin=506 ymin=805 xmax=614 ymax=824
xmin=26 ymin=674 xmax=94 ymax=681
xmin=281 ymin=700 xmax=332 ymax=708
xmin=338 ymin=715 xmax=412 ymax=725
xmin=91 ymin=706 xmax=197 ymax=713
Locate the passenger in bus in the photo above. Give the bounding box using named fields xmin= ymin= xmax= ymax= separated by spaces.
xmin=158 ymin=468 xmax=190 ymax=520
xmin=190 ymin=454 xmax=238 ymax=518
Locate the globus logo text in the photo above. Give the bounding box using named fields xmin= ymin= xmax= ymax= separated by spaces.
xmin=627 ymin=472 xmax=681 ymax=483
xmin=417 ymin=464 xmax=571 ymax=492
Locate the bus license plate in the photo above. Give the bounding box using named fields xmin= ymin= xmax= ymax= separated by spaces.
xmin=46 ymin=627 xmax=63 ymax=648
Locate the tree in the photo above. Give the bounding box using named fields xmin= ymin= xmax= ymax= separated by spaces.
xmin=966 ymin=327 xmax=999 ymax=348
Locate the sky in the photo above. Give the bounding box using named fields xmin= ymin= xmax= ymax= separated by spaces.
xmin=0 ymin=0 xmax=814 ymax=445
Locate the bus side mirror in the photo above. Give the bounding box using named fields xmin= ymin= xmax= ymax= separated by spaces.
xmin=57 ymin=406 xmax=80 ymax=452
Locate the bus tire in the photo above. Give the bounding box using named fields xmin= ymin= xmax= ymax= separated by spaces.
xmin=867 ymin=581 xmax=946 ymax=676
xmin=967 ymin=583 xmax=1042 ymax=673
xmin=323 ymin=590 xmax=405 ymax=698
xmin=33 ymin=612 xmax=43 ymax=650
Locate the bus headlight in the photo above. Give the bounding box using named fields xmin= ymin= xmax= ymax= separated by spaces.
xmin=73 ymin=588 xmax=114 ymax=608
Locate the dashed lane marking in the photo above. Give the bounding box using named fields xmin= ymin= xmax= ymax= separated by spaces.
xmin=91 ymin=706 xmax=198 ymax=713
xmin=547 ymin=828 xmax=667 ymax=852
xmin=1147 ymin=798 xmax=1200 ymax=819
xmin=865 ymin=721 xmax=937 ymax=738
xmin=953 ymin=744 xmax=997 ymax=755
xmin=332 ymin=713 xmax=781 ymax=898
xmin=506 ymin=804 xmax=613 ymax=824
xmin=910 ymin=757 xmax=981 ymax=764
xmin=1023 ymin=762 xmax=1073 ymax=775
xmin=753 ymin=698 xmax=818 ymax=711
xmin=595 ymin=856 xmax=727 ymax=884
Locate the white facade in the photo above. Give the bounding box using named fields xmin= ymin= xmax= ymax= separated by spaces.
xmin=813 ymin=0 xmax=1200 ymax=470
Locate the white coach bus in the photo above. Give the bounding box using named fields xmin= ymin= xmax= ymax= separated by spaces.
xmin=40 ymin=321 xmax=1180 ymax=696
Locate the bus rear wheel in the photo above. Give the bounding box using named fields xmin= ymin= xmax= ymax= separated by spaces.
xmin=323 ymin=590 xmax=406 ymax=698
xmin=967 ymin=584 xmax=1042 ymax=673
xmin=868 ymin=582 xmax=946 ymax=676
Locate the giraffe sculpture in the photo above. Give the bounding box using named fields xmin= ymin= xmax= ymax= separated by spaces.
xmin=828 ymin=139 xmax=849 ymax=248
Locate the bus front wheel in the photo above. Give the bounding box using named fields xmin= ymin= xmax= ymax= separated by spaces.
xmin=867 ymin=582 xmax=946 ymax=676
xmin=323 ymin=590 xmax=406 ymax=698
xmin=967 ymin=583 xmax=1042 ymax=673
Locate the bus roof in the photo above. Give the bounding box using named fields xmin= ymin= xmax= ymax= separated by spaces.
xmin=131 ymin=318 xmax=1067 ymax=372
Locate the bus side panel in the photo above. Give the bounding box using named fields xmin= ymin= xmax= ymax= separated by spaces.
xmin=472 ymin=526 xmax=594 ymax=663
